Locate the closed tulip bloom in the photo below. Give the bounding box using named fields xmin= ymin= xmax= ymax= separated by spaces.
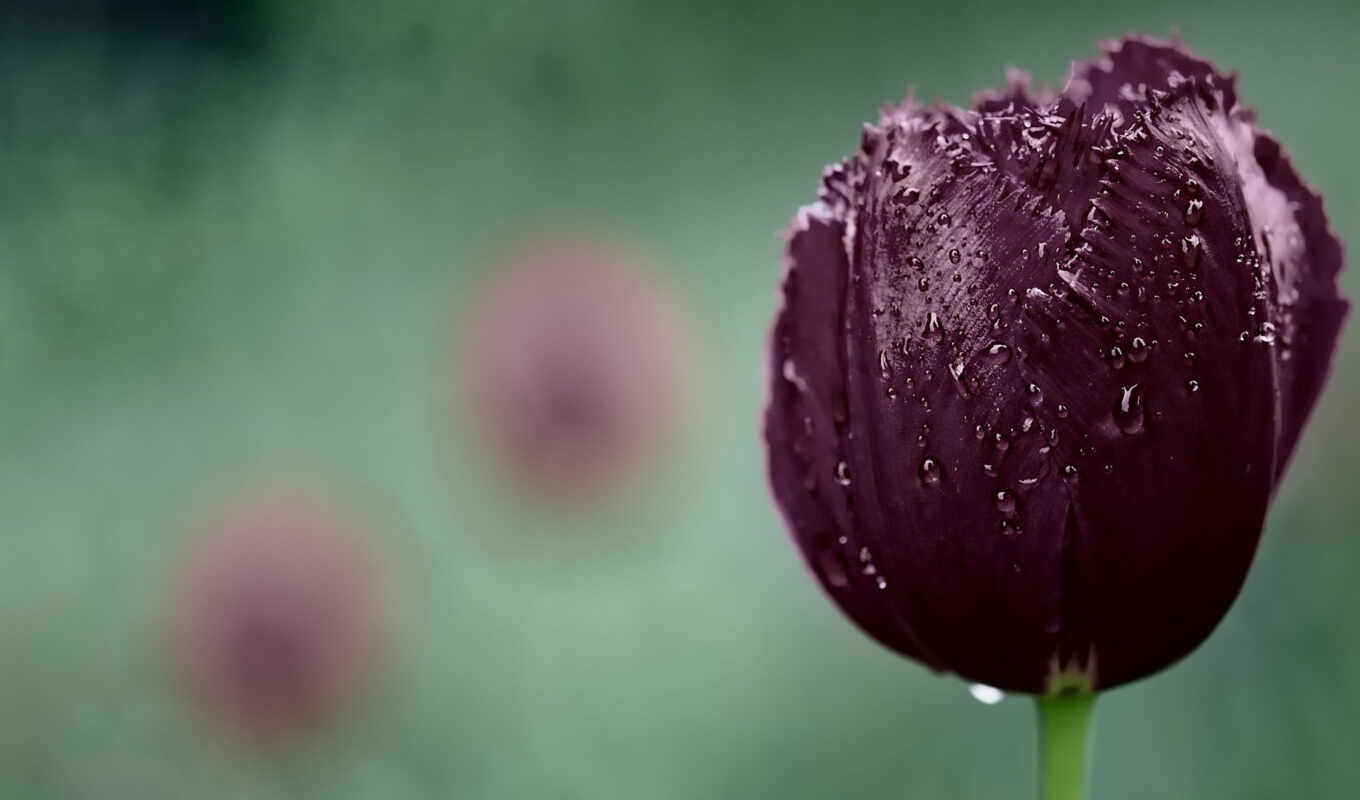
xmin=764 ymin=37 xmax=1346 ymax=695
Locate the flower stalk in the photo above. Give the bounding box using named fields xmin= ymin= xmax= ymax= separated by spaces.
xmin=1037 ymin=691 xmax=1095 ymax=800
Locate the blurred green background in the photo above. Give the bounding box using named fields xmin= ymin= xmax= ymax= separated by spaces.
xmin=2 ymin=1 xmax=1358 ymax=797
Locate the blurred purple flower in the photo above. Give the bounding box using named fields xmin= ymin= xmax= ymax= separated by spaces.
xmin=765 ymin=37 xmax=1346 ymax=692
xmin=166 ymin=486 xmax=390 ymax=747
xmin=460 ymin=237 xmax=695 ymax=503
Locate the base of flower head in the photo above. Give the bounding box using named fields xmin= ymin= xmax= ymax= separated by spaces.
xmin=1045 ymin=648 xmax=1098 ymax=696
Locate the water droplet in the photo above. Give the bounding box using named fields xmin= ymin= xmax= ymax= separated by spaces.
xmin=918 ymin=277 xmax=930 ymax=291
xmin=1184 ymin=198 xmax=1204 ymax=225
xmin=994 ymin=433 xmax=1011 ymax=455
xmin=948 ymin=248 xmax=962 ymax=264
xmin=1181 ymin=234 xmax=1202 ymax=267
xmin=1056 ymin=403 xmax=1070 ymax=419
xmin=909 ymin=256 xmax=925 ymax=271
xmin=982 ymin=342 xmax=1012 ymax=365
xmin=937 ymin=211 xmax=951 ymax=226
xmin=919 ymin=457 xmax=942 ymax=486
xmin=975 ymin=424 xmax=987 ymax=440
xmin=996 ymin=489 xmax=1018 ymax=516
xmin=1109 ymin=346 xmax=1126 ymax=369
xmin=923 ymin=312 xmax=944 ymax=339
xmin=875 ymin=575 xmax=888 ymax=589
xmin=1254 ymin=322 xmax=1277 ymax=344
xmin=1026 ymin=383 xmax=1044 ymax=407
xmin=969 ymin=684 xmax=1005 ymax=705
xmin=835 ymin=461 xmax=852 ymax=486
xmin=1128 ymin=337 xmax=1149 ymax=363
xmin=949 ymin=361 xmax=970 ymax=398
xmin=1061 ymin=464 xmax=1079 ymax=484
xmin=1186 ymin=378 xmax=1201 ymax=393
xmin=817 ymin=548 xmax=849 ymax=588
xmin=1114 ymin=384 xmax=1145 ymax=435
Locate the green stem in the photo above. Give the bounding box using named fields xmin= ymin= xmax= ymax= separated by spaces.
xmin=1036 ymin=691 xmax=1096 ymax=800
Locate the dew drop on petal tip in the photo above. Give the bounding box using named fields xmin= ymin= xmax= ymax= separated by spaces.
xmin=969 ymin=684 xmax=1005 ymax=705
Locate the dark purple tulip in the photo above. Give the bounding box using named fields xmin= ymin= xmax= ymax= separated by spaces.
xmin=765 ymin=37 xmax=1346 ymax=693
xmin=166 ymin=486 xmax=390 ymax=747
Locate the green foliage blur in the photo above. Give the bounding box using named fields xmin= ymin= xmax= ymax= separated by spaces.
xmin=2 ymin=1 xmax=1357 ymax=797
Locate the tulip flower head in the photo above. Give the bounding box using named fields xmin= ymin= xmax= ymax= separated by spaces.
xmin=765 ymin=36 xmax=1345 ymax=694
xmin=166 ymin=487 xmax=390 ymax=748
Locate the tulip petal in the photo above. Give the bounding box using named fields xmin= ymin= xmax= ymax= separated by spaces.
xmin=767 ymin=200 xmax=939 ymax=666
xmin=1236 ymin=132 xmax=1348 ymax=474
xmin=1073 ymin=36 xmax=1349 ymax=474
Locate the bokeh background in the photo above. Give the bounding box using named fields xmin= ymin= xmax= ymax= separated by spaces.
xmin=2 ymin=1 xmax=1358 ymax=797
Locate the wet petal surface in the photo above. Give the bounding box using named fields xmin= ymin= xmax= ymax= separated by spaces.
xmin=766 ymin=36 xmax=1346 ymax=692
